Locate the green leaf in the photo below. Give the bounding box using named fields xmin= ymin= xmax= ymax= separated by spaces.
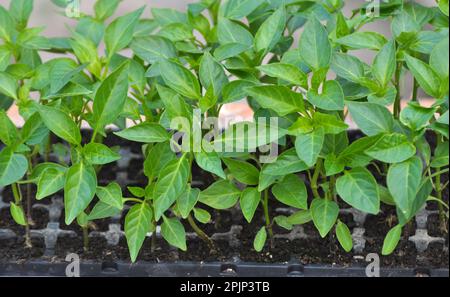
xmin=128 ymin=186 xmax=145 ymax=198
xmin=153 ymin=155 xmax=190 ymax=220
xmin=0 ymin=72 xmax=18 ymax=100
xmin=199 ymin=52 xmax=228 ymax=98
xmin=96 ymin=182 xmax=123 ymax=210
xmin=156 ymin=84 xmax=192 ymax=121
xmin=0 ymin=6 xmax=14 ymax=42
xmin=274 ymin=215 xmax=293 ymax=230
xmin=331 ymin=53 xmax=365 ymax=84
xmin=159 ymin=59 xmax=201 ymax=100
xmin=10 ymin=203 xmax=27 ymax=226
xmin=336 ymin=31 xmax=387 ymax=50
xmin=37 ymin=105 xmax=81 ymax=145
xmin=253 ymin=226 xmax=267 ymax=252
xmin=0 ymin=148 xmax=28 ymax=187
xmin=295 ymin=128 xmax=324 ymax=167
xmin=310 ymin=198 xmax=339 ymax=238
xmin=36 ymin=167 xmax=67 ymax=200
xmin=176 ymin=186 xmax=200 ymax=219
xmin=214 ymin=43 xmax=251 ymax=61
xmin=307 ymin=80 xmax=344 ymax=111
xmin=0 ymin=46 xmax=12 ymax=71
xmin=336 ymin=168 xmax=380 ymax=214
xmin=372 ymin=40 xmax=396 ymax=88
xmin=199 ymin=180 xmax=240 ymax=209
xmin=430 ymin=37 xmax=449 ymax=79
xmin=193 ymin=208 xmax=211 ymax=224
xmin=94 ymin=0 xmax=121 ymax=21
xmin=83 ymin=143 xmax=121 ymax=165
xmin=222 ymin=80 xmax=256 ymax=103
xmin=93 ymin=62 xmax=130 ymax=133
xmin=64 ymin=162 xmax=97 ymax=224
xmin=438 ymin=0 xmax=449 ymax=16
xmin=347 ymin=101 xmax=393 ymax=136
xmin=257 ymin=63 xmax=307 ymax=87
xmin=161 ymin=216 xmax=187 ymax=251
xmin=261 ymin=148 xmax=308 ymax=176
xmin=405 ymin=54 xmax=442 ymax=98
xmin=299 ymin=17 xmax=332 ymax=71
xmin=431 ymin=141 xmax=449 ymax=168
xmin=223 ymin=158 xmax=259 ymax=185
xmin=105 ymin=7 xmax=144 ymax=57
xmin=9 ymin=0 xmax=33 ymax=28
xmin=336 ymin=220 xmax=353 ymax=252
xmin=125 ymin=202 xmax=153 ymax=262
xmin=287 ymin=210 xmax=312 ymax=225
xmin=312 ymin=113 xmax=348 ymax=135
xmin=387 ymin=157 xmax=423 ymax=218
xmin=392 ymin=11 xmax=420 ymax=39
xmin=240 ymin=187 xmax=260 ymax=223
xmin=366 ymin=133 xmax=416 ymax=164
xmin=158 ymin=23 xmax=194 ymax=42
xmin=222 ymin=0 xmax=263 ymax=20
xmin=400 ymin=102 xmax=436 ymax=131
xmin=114 ymin=122 xmax=170 ymax=143
xmin=88 ymin=201 xmax=121 ymax=221
xmin=217 ymin=17 xmax=253 ymax=46
xmin=195 ymin=150 xmax=226 ymax=179
xmin=131 ymin=36 xmax=177 ymax=64
xmin=0 ymin=109 xmax=18 ymax=146
xmin=144 ymin=141 xmax=176 ymax=180
xmin=272 ymin=174 xmax=307 ymax=209
xmin=254 ymin=7 xmax=286 ymax=55
xmin=152 ymin=8 xmax=187 ymax=26
xmin=382 ymin=225 xmax=402 ymax=255
xmin=247 ymin=85 xmax=304 ymax=116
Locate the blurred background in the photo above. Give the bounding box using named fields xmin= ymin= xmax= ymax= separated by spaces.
xmin=0 ymin=0 xmax=438 ymax=127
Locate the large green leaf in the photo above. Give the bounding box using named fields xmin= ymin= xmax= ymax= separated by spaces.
xmin=257 ymin=63 xmax=307 ymax=87
xmin=405 ymin=54 xmax=443 ymax=98
xmin=221 ymin=0 xmax=264 ymax=20
xmin=176 ymin=186 xmax=200 ymax=219
xmin=430 ymin=37 xmax=449 ymax=79
xmin=331 ymin=53 xmax=365 ymax=84
xmin=64 ymin=162 xmax=97 ymax=224
xmin=336 ymin=168 xmax=380 ymax=214
xmin=0 ymin=109 xmax=18 ymax=146
xmin=144 ymin=141 xmax=176 ymax=180
xmin=0 ymin=72 xmax=18 ymax=100
xmin=372 ymin=40 xmax=396 ymax=88
xmin=83 ymin=143 xmax=121 ymax=165
xmin=131 ymin=36 xmax=177 ymax=64
xmin=153 ymin=154 xmax=190 ymax=220
xmin=387 ymin=157 xmax=423 ymax=218
xmin=96 ymin=182 xmax=123 ymax=210
xmin=310 ymin=198 xmax=339 ymax=238
xmin=114 ymin=122 xmax=170 ymax=143
xmin=93 ymin=62 xmax=130 ymax=133
xmin=125 ymin=202 xmax=153 ymax=262
xmin=347 ymin=101 xmax=393 ymax=136
xmin=400 ymin=102 xmax=436 ymax=131
xmin=295 ymin=128 xmax=324 ymax=167
xmin=161 ymin=216 xmax=187 ymax=251
xmin=223 ymin=158 xmax=259 ymax=185
xmin=217 ymin=17 xmax=253 ymax=46
xmin=0 ymin=6 xmax=14 ymax=42
xmin=199 ymin=52 xmax=228 ymax=98
xmin=336 ymin=31 xmax=387 ymax=50
xmin=105 ymin=7 xmax=144 ymax=57
xmin=366 ymin=133 xmax=416 ymax=163
xmin=272 ymin=174 xmax=307 ymax=209
xmin=254 ymin=7 xmax=286 ymax=55
xmin=0 ymin=148 xmax=28 ymax=187
xmin=261 ymin=148 xmax=308 ymax=176
xmin=36 ymin=167 xmax=67 ymax=200
xmin=37 ymin=105 xmax=81 ymax=145
xmin=159 ymin=59 xmax=201 ymax=100
xmin=247 ymin=85 xmax=304 ymax=116
xmin=194 ymin=150 xmax=226 ymax=179
xmin=299 ymin=17 xmax=332 ymax=71
xmin=88 ymin=201 xmax=121 ymax=221
xmin=94 ymin=0 xmax=121 ymax=21
xmin=198 ymin=180 xmax=240 ymax=209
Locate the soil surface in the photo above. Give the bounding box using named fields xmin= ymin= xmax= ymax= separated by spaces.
xmin=0 ymin=130 xmax=448 ymax=269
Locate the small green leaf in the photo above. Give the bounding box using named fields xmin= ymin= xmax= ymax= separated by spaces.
xmin=347 ymin=101 xmax=394 ymax=136
xmin=253 ymin=227 xmax=267 ymax=252
xmin=430 ymin=37 xmax=449 ymax=79
xmin=240 ymin=187 xmax=260 ymax=223
xmin=0 ymin=109 xmax=19 ymax=146
xmin=199 ymin=52 xmax=228 ymax=98
xmin=405 ymin=54 xmax=443 ymax=98
xmin=0 ymin=72 xmax=18 ymax=100
xmin=257 ymin=63 xmax=307 ymax=87
xmin=10 ymin=203 xmax=27 ymax=226
xmin=125 ymin=202 xmax=153 ymax=262
xmin=159 ymin=59 xmax=201 ymax=100
xmin=247 ymin=85 xmax=304 ymax=116
xmin=400 ymin=102 xmax=436 ymax=131
xmin=223 ymin=158 xmax=259 ymax=185
xmin=83 ymin=143 xmax=121 ymax=165
xmin=114 ymin=122 xmax=170 ymax=143
xmin=176 ymin=186 xmax=200 ymax=219
xmin=299 ymin=17 xmax=332 ymax=71
xmin=336 ymin=31 xmax=387 ymax=50
xmin=144 ymin=141 xmax=176 ymax=180
xmin=193 ymin=208 xmax=211 ymax=224
xmin=37 ymin=105 xmax=81 ymax=145
xmin=310 ymin=198 xmax=339 ymax=238
xmin=222 ymin=0 xmax=264 ymax=20
xmin=36 ymin=167 xmax=67 ymax=200
xmin=161 ymin=216 xmax=187 ymax=251
xmin=331 ymin=53 xmax=365 ymax=84
xmin=431 ymin=141 xmax=449 ymax=168
xmin=88 ymin=201 xmax=121 ymax=221
xmin=295 ymin=128 xmax=324 ymax=167
xmin=261 ymin=148 xmax=308 ymax=176
xmin=254 ymin=7 xmax=286 ymax=55
xmin=336 ymin=220 xmax=353 ymax=252
xmin=217 ymin=17 xmax=253 ymax=46
xmin=96 ymin=182 xmax=123 ymax=210
xmin=313 ymin=113 xmax=348 ymax=135
xmin=0 ymin=148 xmax=28 ymax=187
xmin=372 ymin=40 xmax=396 ymax=88
xmin=382 ymin=225 xmax=402 ymax=255
xmin=9 ymin=0 xmax=33 ymax=29
xmin=195 ymin=150 xmax=226 ymax=179
xmin=272 ymin=174 xmax=307 ymax=209
xmin=94 ymin=0 xmax=121 ymax=21
xmin=336 ymin=168 xmax=380 ymax=214
xmin=287 ymin=210 xmax=312 ymax=225
xmin=307 ymin=80 xmax=344 ymax=111
xmin=199 ymin=180 xmax=241 ymax=209
xmin=0 ymin=6 xmax=14 ymax=42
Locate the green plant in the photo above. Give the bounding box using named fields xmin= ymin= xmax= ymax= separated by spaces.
xmin=0 ymin=0 xmax=448 ymax=262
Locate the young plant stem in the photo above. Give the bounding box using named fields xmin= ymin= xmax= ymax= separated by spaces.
xmin=434 ymin=136 xmax=447 ymax=232
xmin=187 ymin=214 xmax=216 ymax=251
xmin=393 ymin=61 xmax=402 ymax=118
xmin=329 ymin=175 xmax=337 ymax=202
xmin=82 ymin=226 xmax=89 ymax=252
xmin=12 ymin=183 xmax=32 ymax=248
xmin=263 ymin=189 xmax=274 ymax=247
xmin=311 ymin=159 xmax=323 ymax=199
xmin=411 ymin=78 xmax=418 ymax=102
